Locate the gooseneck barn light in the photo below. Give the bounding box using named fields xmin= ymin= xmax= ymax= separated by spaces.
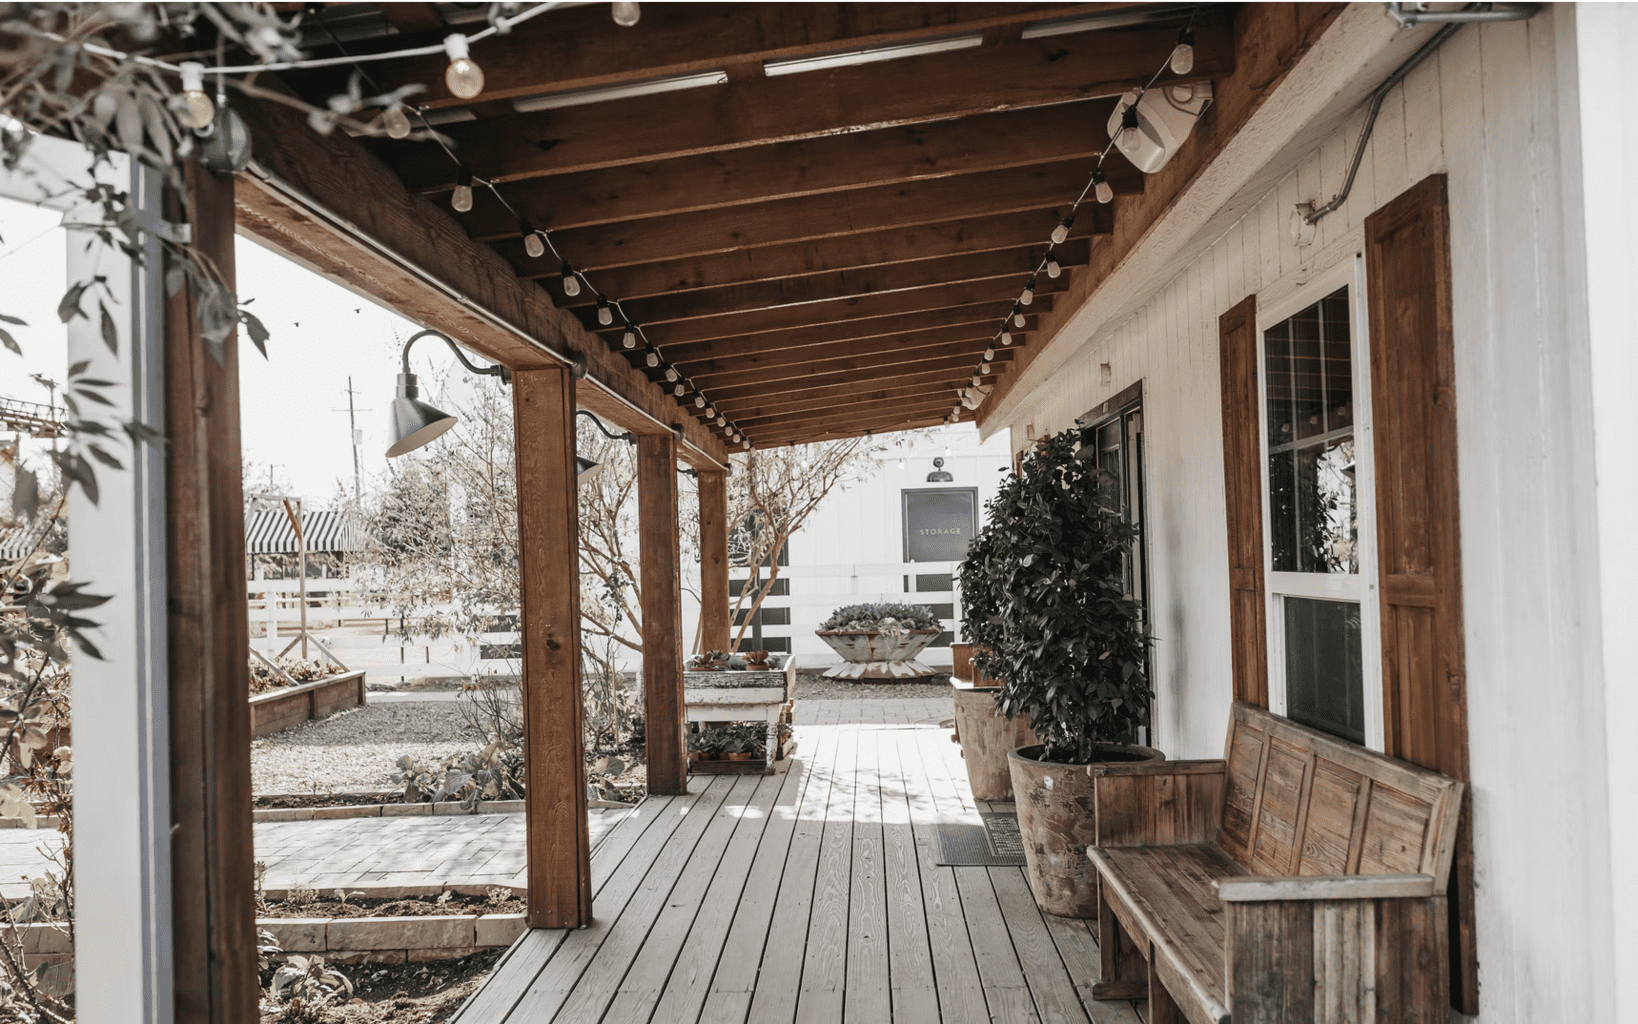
xmin=385 ymin=329 xmax=506 ymax=458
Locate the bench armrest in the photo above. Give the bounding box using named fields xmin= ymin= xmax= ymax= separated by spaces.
xmin=1215 ymin=873 xmax=1436 ymax=902
xmin=1092 ymin=760 xmax=1226 ymax=846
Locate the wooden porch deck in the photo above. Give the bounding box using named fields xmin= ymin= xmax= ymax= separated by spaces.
xmin=452 ymin=697 xmax=1146 ymax=1024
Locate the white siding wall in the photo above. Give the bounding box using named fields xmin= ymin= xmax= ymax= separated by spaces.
xmin=997 ymin=8 xmax=1618 ymax=1021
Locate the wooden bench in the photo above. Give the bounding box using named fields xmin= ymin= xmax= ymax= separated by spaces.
xmin=1088 ymin=702 xmax=1463 ymax=1024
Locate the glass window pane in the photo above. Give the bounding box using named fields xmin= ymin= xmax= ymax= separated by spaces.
xmin=1264 ymin=320 xmax=1293 ymax=448
xmin=1263 ymin=286 xmax=1356 ymax=575
xmin=1321 ymin=290 xmax=1354 ymax=433
xmin=1290 ymin=304 xmax=1325 ymax=442
xmin=1283 ymin=597 xmax=1365 ymax=744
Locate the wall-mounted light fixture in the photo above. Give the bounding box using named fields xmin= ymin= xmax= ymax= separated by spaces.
xmin=926 ymin=457 xmax=954 ymax=483
xmin=385 ymin=329 xmax=506 ymax=457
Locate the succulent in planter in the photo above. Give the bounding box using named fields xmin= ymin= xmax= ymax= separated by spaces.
xmin=816 ymin=602 xmax=944 ymax=680
xmin=817 ymin=602 xmax=942 ymax=633
xmin=960 ymin=428 xmax=1153 ymax=763
xmin=960 ymin=426 xmax=1159 ymax=917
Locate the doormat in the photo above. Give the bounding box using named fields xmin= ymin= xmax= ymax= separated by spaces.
xmin=933 ymin=811 xmax=1028 ymax=867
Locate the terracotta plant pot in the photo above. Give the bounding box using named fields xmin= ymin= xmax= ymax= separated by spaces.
xmin=1007 ymin=742 xmax=1164 ymax=917
xmin=815 ymin=628 xmax=942 ymax=680
xmin=951 ymin=682 xmax=1037 ymax=801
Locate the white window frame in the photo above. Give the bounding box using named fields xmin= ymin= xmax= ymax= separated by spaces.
xmin=1255 ymin=255 xmax=1385 ymax=751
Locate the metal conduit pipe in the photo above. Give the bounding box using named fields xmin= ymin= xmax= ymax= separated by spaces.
xmin=1305 ymin=3 xmax=1542 ymax=226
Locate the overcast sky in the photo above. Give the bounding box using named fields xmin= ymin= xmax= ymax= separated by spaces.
xmin=1 ymin=193 xmax=471 ymax=506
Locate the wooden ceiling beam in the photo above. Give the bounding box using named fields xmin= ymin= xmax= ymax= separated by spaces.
xmin=381 ymin=25 xmax=1232 ymax=183
xmin=228 ymin=90 xmax=729 ymax=468
xmin=525 ymin=208 xmax=1111 ymax=303
xmin=709 ymin=361 xmax=979 ymax=405
xmin=754 ymin=411 xmax=962 ymax=448
xmin=741 ymin=398 xmax=958 ymax=435
xmin=568 ymin=242 xmax=1089 ymax=327
xmin=664 ymin=308 xmax=1041 ymax=364
xmin=675 ymin=323 xmax=1014 ymax=378
xmin=684 ymin=341 xmax=1013 ymax=392
xmin=717 ymin=382 xmax=966 ymax=422
xmin=473 ymin=159 xmax=1134 ymax=270
xmin=618 ymin=280 xmax=1056 ymax=348
xmin=349 ymin=4 xmax=1139 ymax=109
xmin=413 ymin=99 xmax=1118 ymax=227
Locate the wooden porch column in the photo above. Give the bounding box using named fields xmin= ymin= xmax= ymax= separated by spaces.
xmin=513 ymin=367 xmax=593 ymax=928
xmin=165 ymin=163 xmax=258 ymax=1024
xmin=639 ymin=434 xmax=688 ymax=794
xmin=697 ymin=469 xmax=731 ymax=654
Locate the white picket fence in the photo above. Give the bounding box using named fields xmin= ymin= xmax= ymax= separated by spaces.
xmin=247 ymin=559 xmax=966 ymax=677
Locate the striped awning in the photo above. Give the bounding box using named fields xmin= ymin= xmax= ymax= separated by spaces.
xmin=0 ymin=525 xmax=41 ymax=562
xmin=244 ymin=509 xmax=364 ymax=555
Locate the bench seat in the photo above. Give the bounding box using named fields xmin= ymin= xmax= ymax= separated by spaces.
xmin=1089 ymin=703 xmax=1463 ymax=1024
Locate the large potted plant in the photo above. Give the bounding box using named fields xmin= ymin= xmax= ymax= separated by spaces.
xmin=814 ymin=602 xmax=943 ymax=680
xmin=960 ymin=427 xmax=1159 ymax=917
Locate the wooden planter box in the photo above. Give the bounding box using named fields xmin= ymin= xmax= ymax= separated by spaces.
xmin=249 ymin=669 xmax=367 ymax=738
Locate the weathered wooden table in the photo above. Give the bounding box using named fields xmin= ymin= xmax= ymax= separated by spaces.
xmin=683 ymin=656 xmax=797 ymax=773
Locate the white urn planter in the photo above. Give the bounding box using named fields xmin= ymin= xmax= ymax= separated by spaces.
xmin=815 ymin=628 xmax=942 ymax=680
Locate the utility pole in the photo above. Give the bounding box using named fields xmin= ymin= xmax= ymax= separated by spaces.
xmin=334 ymin=377 xmax=372 ymax=502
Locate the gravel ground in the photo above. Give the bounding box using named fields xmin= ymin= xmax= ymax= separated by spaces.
xmin=794 ymin=671 xmax=955 ymax=703
xmin=251 ymin=702 xmax=487 ymax=794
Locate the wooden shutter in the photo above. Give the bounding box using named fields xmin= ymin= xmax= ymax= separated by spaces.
xmin=1218 ymin=294 xmax=1267 ymax=708
xmin=1364 ymin=173 xmax=1476 ymax=1013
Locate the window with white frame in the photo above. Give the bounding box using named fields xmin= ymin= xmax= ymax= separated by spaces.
xmin=1258 ymin=259 xmax=1382 ymax=748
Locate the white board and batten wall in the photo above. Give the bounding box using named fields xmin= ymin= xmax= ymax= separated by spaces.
xmin=987 ymin=7 xmax=1632 ymax=1022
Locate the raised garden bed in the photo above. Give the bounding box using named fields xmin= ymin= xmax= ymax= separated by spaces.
xmin=258 ymin=886 xmax=528 ymax=964
xmin=249 ymin=669 xmax=367 ymax=738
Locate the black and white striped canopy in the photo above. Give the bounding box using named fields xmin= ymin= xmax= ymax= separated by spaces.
xmin=244 ymin=510 xmax=364 ymax=555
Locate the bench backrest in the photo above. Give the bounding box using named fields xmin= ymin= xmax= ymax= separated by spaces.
xmin=1218 ymin=702 xmax=1463 ymax=891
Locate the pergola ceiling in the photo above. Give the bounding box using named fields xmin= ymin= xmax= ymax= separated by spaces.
xmin=276 ymin=2 xmax=1235 ymax=447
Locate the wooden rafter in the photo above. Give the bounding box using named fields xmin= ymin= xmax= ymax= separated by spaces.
xmin=524 ymin=209 xmax=1110 ymax=303
xmin=343 ymin=3 xmax=1147 ymax=108
xmin=679 ymin=324 xmax=1016 ymax=379
xmin=380 ymin=24 xmax=1229 ymax=184
xmin=664 ymin=309 xmax=1041 ymax=364
xmin=680 ymin=342 xmax=1016 ymax=393
xmin=708 ymin=363 xmax=977 ymax=406
xmin=556 ymin=242 xmax=1091 ymax=326
xmin=719 ymin=381 xmax=969 ymax=422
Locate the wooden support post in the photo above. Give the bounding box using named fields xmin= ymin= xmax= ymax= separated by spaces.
xmin=513 ymin=367 xmax=593 ymax=928
xmin=639 ymin=434 xmax=688 ymax=795
xmin=165 ymin=163 xmax=258 ymax=1024
xmin=697 ymin=469 xmax=731 ymax=654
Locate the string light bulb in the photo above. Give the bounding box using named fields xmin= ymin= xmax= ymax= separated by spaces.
xmin=621 ymin=327 xmax=638 ymax=349
xmin=1000 ymin=331 xmax=1013 ymax=346
xmin=695 ymin=395 xmax=707 ymax=408
xmin=177 ymin=62 xmax=215 ymax=130
xmin=520 ymin=219 xmax=545 ymax=258
xmin=1117 ymin=102 xmax=1142 ymax=157
xmin=716 ymin=415 xmax=727 ymax=427
xmin=451 ymin=166 xmax=474 ymax=212
xmin=1012 ymin=306 xmax=1027 ymax=328
xmin=665 ymin=367 xmax=679 ymax=382
xmin=645 ymin=348 xmax=661 ymax=368
xmin=982 ymin=363 xmax=993 ymax=374
xmin=611 ymin=2 xmax=641 ymax=26
xmin=983 ymin=347 xmax=996 ymax=362
xmin=1170 ymin=26 xmax=1196 ymax=75
xmin=1045 ymin=252 xmax=1061 ymax=279
xmin=742 ymin=440 xmax=752 ymax=450
xmin=674 ymin=382 xmax=687 ymax=397
xmin=1093 ymin=167 xmax=1113 ymax=205
xmin=559 ymin=263 xmax=581 ymax=297
xmin=1051 ymin=211 xmax=1076 ymax=245
xmin=971 ymin=374 xmax=981 ymax=387
xmin=443 ymin=34 xmax=485 ymax=99
xmin=381 ymin=104 xmax=412 ymax=139
xmin=1020 ymin=278 xmax=1036 ymax=306
xmin=595 ymin=295 xmax=613 ymax=326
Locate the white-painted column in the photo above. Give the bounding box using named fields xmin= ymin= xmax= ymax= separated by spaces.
xmin=61 ymin=161 xmax=175 ymax=1024
xmin=1573 ymin=6 xmax=1638 ymax=1022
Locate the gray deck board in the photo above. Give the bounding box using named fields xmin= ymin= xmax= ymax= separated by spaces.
xmin=453 ymin=697 xmax=1133 ymax=1024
